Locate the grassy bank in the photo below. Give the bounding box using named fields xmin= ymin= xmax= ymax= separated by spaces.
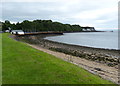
xmin=2 ymin=33 xmax=113 ymax=84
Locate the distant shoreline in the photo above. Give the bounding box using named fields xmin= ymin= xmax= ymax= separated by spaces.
xmin=63 ymin=31 xmax=107 ymax=33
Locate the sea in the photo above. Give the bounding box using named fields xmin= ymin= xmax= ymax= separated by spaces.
xmin=45 ymin=31 xmax=119 ymax=50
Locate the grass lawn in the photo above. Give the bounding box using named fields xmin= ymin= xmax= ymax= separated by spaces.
xmin=2 ymin=33 xmax=113 ymax=84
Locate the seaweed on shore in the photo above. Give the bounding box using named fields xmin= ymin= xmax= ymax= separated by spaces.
xmin=49 ymin=47 xmax=119 ymax=67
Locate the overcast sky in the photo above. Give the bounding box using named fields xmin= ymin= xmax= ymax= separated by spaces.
xmin=1 ymin=0 xmax=119 ymax=30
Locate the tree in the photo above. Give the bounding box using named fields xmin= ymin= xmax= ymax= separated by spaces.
xmin=2 ymin=20 xmax=11 ymax=31
xmin=2 ymin=19 xmax=85 ymax=32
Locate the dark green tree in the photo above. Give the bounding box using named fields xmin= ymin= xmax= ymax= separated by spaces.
xmin=2 ymin=19 xmax=85 ymax=32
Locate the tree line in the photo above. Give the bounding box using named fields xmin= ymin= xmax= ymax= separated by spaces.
xmin=2 ymin=20 xmax=83 ymax=32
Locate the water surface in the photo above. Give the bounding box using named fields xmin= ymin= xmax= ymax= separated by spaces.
xmin=45 ymin=31 xmax=118 ymax=50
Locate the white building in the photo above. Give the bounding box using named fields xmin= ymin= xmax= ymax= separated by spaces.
xmin=11 ymin=30 xmax=24 ymax=35
xmin=5 ymin=30 xmax=10 ymax=32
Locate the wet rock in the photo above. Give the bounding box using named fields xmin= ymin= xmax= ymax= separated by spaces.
xmin=107 ymin=63 xmax=115 ymax=67
xmin=94 ymin=68 xmax=102 ymax=71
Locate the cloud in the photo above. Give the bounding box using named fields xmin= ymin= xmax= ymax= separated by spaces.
xmin=1 ymin=0 xmax=119 ymax=30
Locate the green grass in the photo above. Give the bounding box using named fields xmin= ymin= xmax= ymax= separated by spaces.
xmin=2 ymin=33 xmax=113 ymax=84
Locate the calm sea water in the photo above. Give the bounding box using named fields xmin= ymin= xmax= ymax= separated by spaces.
xmin=45 ymin=31 xmax=119 ymax=50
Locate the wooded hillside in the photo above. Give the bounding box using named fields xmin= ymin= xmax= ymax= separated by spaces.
xmin=1 ymin=20 xmax=95 ymax=32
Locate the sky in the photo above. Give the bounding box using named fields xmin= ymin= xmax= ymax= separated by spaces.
xmin=1 ymin=0 xmax=119 ymax=30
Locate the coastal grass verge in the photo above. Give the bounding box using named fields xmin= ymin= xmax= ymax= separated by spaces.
xmin=2 ymin=33 xmax=113 ymax=84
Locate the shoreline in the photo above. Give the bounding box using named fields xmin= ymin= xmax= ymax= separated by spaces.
xmin=45 ymin=37 xmax=119 ymax=51
xmin=44 ymin=37 xmax=119 ymax=54
xmin=44 ymin=32 xmax=119 ymax=51
xmin=12 ymin=34 xmax=119 ymax=84
xmin=15 ymin=34 xmax=119 ymax=65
